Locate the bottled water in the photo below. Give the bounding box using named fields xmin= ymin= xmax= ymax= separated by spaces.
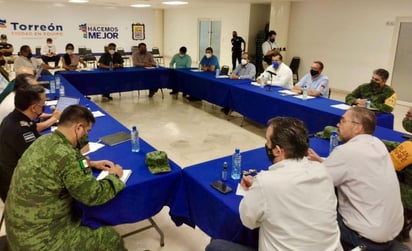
xmin=366 ymin=98 xmax=371 ymax=109
xmin=329 ymin=131 xmax=339 ymax=154
xmin=131 ymin=126 xmax=140 ymax=152
xmin=231 ymin=148 xmax=242 ymax=180
xmin=109 ymin=61 xmax=113 ymax=71
xmin=55 ymin=78 xmax=61 ymax=90
xmin=221 ymin=162 xmax=228 ymax=181
xmin=302 ymin=85 xmax=308 ymax=100
xmin=215 ymin=68 xmax=220 ymax=78
xmin=260 ymin=76 xmax=265 ymax=88
xmin=49 ymin=79 xmax=56 ymax=94
xmin=59 ymin=85 xmax=65 ymax=97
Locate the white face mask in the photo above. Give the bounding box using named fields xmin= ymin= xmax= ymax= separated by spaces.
xmin=1 ymin=40 xmax=6 ymax=43
xmin=205 ymin=53 xmax=212 ymax=59
xmin=66 ymin=50 xmax=73 ymax=55
xmin=109 ymin=50 xmax=115 ymax=55
xmin=241 ymin=59 xmax=248 ymax=65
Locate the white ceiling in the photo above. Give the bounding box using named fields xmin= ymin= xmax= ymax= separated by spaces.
xmin=7 ymin=0 xmax=274 ymax=9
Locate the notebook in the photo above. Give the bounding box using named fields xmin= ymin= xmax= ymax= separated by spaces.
xmin=98 ymin=131 xmax=130 ymax=146
xmin=97 ymin=169 xmax=132 ymax=184
xmin=56 ymin=96 xmax=80 ymax=111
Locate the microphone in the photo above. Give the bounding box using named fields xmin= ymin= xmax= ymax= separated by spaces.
xmin=267 ymin=70 xmax=277 ymax=76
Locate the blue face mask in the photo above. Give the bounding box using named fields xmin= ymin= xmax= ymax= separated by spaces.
xmin=272 ymin=61 xmax=279 ymax=69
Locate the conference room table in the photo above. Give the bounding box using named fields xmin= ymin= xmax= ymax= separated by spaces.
xmin=56 ymin=67 xmax=171 ymax=95
xmin=44 ymin=76 xmax=188 ymax=243
xmin=177 ymin=125 xmax=406 ymax=248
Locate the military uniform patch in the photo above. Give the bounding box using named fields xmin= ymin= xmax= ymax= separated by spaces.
xmin=384 ymin=92 xmax=397 ymax=109
xmin=22 ymin=131 xmax=36 ymax=143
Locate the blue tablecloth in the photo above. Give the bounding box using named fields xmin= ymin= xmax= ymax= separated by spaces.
xmin=56 ymin=67 xmax=171 ymax=95
xmin=46 ymin=76 xmax=188 ymax=229
xmin=178 ymin=126 xmax=406 ymax=247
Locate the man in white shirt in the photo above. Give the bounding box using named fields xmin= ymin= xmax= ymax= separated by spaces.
xmin=257 ymin=53 xmax=293 ymax=89
xmin=206 ymin=117 xmax=342 ymax=251
xmin=41 ymin=38 xmax=60 ymax=67
xmin=309 ymin=107 xmax=408 ymax=251
xmin=261 ymin=30 xmax=278 ymax=70
xmin=14 ymin=45 xmax=54 ymax=76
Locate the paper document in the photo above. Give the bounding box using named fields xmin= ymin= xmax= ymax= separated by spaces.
xmin=251 ymin=82 xmax=261 ymax=87
xmin=144 ymin=67 xmax=156 ymax=69
xmin=92 ymin=110 xmax=105 ymax=118
xmin=97 ymin=169 xmax=132 ymax=184
xmin=278 ymin=90 xmax=297 ymax=95
xmin=236 ymin=183 xmax=248 ymax=196
xmin=216 ymin=75 xmax=229 ymax=78
xmin=82 ymin=142 xmax=105 ymax=155
xmin=331 ymin=103 xmax=351 ymax=110
xmin=293 ymin=95 xmax=316 ymax=100
xmin=46 ymin=100 xmax=58 ymax=106
xmin=190 ymin=69 xmax=202 ymax=72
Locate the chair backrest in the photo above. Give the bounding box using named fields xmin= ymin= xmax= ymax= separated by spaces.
xmin=78 ymin=47 xmax=87 ymax=55
xmin=35 ymin=46 xmax=41 ymax=56
xmin=221 ymin=65 xmax=229 ymax=75
xmin=117 ymin=47 xmax=125 ymax=56
xmin=104 ymin=46 xmax=108 ymax=53
xmin=152 ymin=47 xmax=160 ymax=56
xmin=131 ymin=46 xmax=139 ymax=54
xmin=289 ymin=57 xmax=300 ymax=74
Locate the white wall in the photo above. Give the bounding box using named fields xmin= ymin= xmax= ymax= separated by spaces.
xmin=287 ymin=0 xmax=412 ymax=92
xmin=1 ymin=2 xmax=158 ymax=54
xmin=248 ymin=4 xmax=271 ymax=54
xmin=164 ymin=3 xmax=251 ymax=66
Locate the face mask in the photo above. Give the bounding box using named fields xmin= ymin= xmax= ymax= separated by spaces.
xmin=66 ymin=50 xmax=73 ymax=55
xmin=0 ymin=59 xmax=5 ymax=66
xmin=241 ymin=59 xmax=248 ymax=65
xmin=179 ymin=54 xmax=185 ymax=58
xmin=403 ymin=117 xmax=412 ymax=133
xmin=272 ymin=61 xmax=279 ymax=69
xmin=269 ymin=38 xmax=275 ymax=43
xmin=369 ymin=81 xmax=380 ymax=89
xmin=206 ymin=53 xmax=212 ymax=59
xmin=310 ymin=70 xmax=319 ymax=77
xmin=108 ymin=50 xmax=115 ymax=55
xmin=47 ymin=44 xmax=52 ymax=47
xmin=27 ymin=52 xmax=33 ymax=59
xmin=265 ymin=144 xmax=275 ymax=163
xmin=76 ymin=135 xmax=89 ymax=150
xmin=140 ymin=48 xmax=147 ymax=54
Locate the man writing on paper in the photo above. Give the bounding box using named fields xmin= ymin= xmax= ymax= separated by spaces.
xmin=5 ymin=105 xmax=126 ymax=251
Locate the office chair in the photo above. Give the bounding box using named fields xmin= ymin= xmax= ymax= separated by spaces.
xmin=289 ymin=57 xmax=300 ymax=85
xmin=35 ymin=46 xmax=42 ymax=57
xmin=117 ymin=47 xmax=130 ymax=67
xmin=220 ymin=65 xmax=229 ymax=75
xmin=151 ymin=47 xmax=164 ymax=66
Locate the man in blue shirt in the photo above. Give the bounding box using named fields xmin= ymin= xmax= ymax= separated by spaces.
xmin=200 ymin=47 xmax=219 ymax=72
xmin=292 ymin=61 xmax=329 ymax=97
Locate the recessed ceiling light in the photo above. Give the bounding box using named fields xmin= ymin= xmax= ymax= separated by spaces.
xmin=130 ymin=4 xmax=151 ymax=8
xmin=69 ymin=0 xmax=89 ymax=3
xmin=162 ymin=1 xmax=188 ymax=5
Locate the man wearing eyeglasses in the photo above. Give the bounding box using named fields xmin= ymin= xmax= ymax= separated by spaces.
xmin=345 ymin=68 xmax=396 ymax=113
xmin=308 ymin=107 xmax=408 ymax=251
xmin=0 ymin=85 xmax=45 ymax=202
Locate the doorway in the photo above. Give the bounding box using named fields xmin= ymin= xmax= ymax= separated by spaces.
xmin=198 ymin=20 xmax=221 ymax=65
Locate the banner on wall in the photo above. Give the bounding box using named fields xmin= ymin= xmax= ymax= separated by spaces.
xmin=78 ymin=23 xmax=119 ymax=40
xmin=0 ymin=18 xmax=64 ymax=39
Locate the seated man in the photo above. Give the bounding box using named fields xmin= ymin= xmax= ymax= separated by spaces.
xmin=169 ymin=46 xmax=192 ymax=95
xmin=0 ymin=85 xmax=45 ymax=202
xmin=132 ymin=42 xmax=157 ymax=97
xmin=5 ymin=105 xmax=126 ymax=251
xmin=345 ymin=68 xmax=396 ymax=113
xmin=308 ymin=107 xmax=408 ymax=250
xmin=14 ymin=45 xmax=54 ymax=76
xmin=0 ymin=66 xmax=34 ymax=104
xmin=229 ymin=52 xmax=256 ymax=80
xmin=0 ymin=34 xmax=14 ymax=63
xmin=206 ymin=117 xmax=342 ymax=251
xmin=98 ymin=42 xmax=124 ymax=100
xmin=41 ymin=38 xmax=60 ymax=68
xmin=199 ymin=47 xmax=219 ymax=72
xmin=292 ymin=60 xmax=329 ymax=97
xmin=257 ymin=53 xmax=293 ymax=89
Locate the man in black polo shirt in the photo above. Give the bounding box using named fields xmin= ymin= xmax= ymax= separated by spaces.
xmin=231 ymin=31 xmax=246 ymax=71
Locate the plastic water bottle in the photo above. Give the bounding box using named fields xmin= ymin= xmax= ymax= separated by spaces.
xmin=231 ymin=148 xmax=242 ymax=180
xmin=366 ymin=98 xmax=371 ymax=109
xmin=55 ymin=78 xmax=61 ymax=90
xmin=55 ymin=76 xmax=61 ymax=88
xmin=131 ymin=126 xmax=140 ymax=153
xmin=155 ymin=59 xmax=160 ymax=68
xmin=302 ymin=85 xmax=308 ymax=100
xmin=49 ymin=79 xmax=56 ymax=94
xmin=109 ymin=61 xmax=113 ymax=71
xmin=215 ymin=68 xmax=220 ymax=78
xmin=59 ymin=85 xmax=65 ymax=96
xmin=260 ymin=75 xmax=265 ymax=88
xmin=221 ymin=162 xmax=228 ymax=181
xmin=329 ymin=131 xmax=339 ymax=154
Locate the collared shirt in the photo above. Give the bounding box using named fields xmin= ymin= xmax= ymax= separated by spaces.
xmin=232 ymin=63 xmax=256 ymax=80
xmin=13 ymin=55 xmax=40 ymax=72
xmin=169 ymin=53 xmax=192 ymax=69
xmin=132 ymin=51 xmax=155 ymax=67
xmin=98 ymin=52 xmax=124 ymax=67
xmin=240 ymin=158 xmax=342 ymax=251
xmin=296 ymin=73 xmax=329 ymax=97
xmin=231 ymin=36 xmax=245 ymax=52
xmin=324 ymin=134 xmax=403 ymax=242
xmin=41 ymin=44 xmax=57 ymax=55
xmin=200 ymin=55 xmax=220 ymax=71
xmin=0 ymin=109 xmax=39 ymax=201
xmin=345 ymin=83 xmax=396 ymax=113
xmin=261 ymin=40 xmax=278 ymax=56
xmin=260 ymin=62 xmax=293 ymax=89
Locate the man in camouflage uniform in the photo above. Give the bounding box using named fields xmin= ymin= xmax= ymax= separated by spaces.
xmin=5 ymin=105 xmax=127 ymax=251
xmin=0 ymin=84 xmax=44 ymax=202
xmin=345 ymin=68 xmax=397 ymax=113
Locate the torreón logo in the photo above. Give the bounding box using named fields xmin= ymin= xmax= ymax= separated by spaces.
xmin=78 ymin=23 xmax=119 ymax=39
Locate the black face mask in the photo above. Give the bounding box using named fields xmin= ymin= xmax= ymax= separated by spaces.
xmin=269 ymin=38 xmax=275 ymax=43
xmin=265 ymin=144 xmax=275 ymax=163
xmin=310 ymin=70 xmax=319 ymax=77
xmin=76 ymin=135 xmax=89 ymax=150
xmin=27 ymin=53 xmax=33 ymax=59
xmin=0 ymin=59 xmax=5 ymax=66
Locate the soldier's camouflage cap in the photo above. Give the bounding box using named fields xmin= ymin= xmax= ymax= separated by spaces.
xmin=315 ymin=126 xmax=337 ymax=139
xmin=145 ymin=151 xmax=171 ymax=174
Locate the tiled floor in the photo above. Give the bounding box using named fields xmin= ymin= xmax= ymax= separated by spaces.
xmin=1 ymin=83 xmax=411 ymax=250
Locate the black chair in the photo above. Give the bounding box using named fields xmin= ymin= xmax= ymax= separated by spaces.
xmin=35 ymin=46 xmax=41 ymax=57
xmin=151 ymin=47 xmax=164 ymax=66
xmin=78 ymin=46 xmax=87 ymax=56
xmin=220 ymin=65 xmax=229 ymax=75
xmin=289 ymin=57 xmax=300 ymax=85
